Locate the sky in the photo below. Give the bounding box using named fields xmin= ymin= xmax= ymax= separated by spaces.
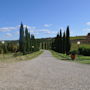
xmin=0 ymin=0 xmax=90 ymax=40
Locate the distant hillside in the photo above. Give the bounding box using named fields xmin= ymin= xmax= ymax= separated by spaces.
xmin=70 ymin=36 xmax=86 ymax=40
xmin=0 ymin=35 xmax=88 ymax=44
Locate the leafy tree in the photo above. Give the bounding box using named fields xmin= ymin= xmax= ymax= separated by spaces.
xmin=66 ymin=26 xmax=71 ymax=55
xmin=7 ymin=42 xmax=18 ymax=53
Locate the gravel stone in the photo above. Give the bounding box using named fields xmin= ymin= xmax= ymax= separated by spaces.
xmin=0 ymin=50 xmax=90 ymax=90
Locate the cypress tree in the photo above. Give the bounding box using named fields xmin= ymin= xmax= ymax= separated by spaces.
xmin=62 ymin=31 xmax=66 ymax=54
xmin=31 ymin=34 xmax=35 ymax=52
xmin=19 ymin=23 xmax=25 ymax=53
xmin=42 ymin=42 xmax=43 ymax=49
xmin=56 ymin=33 xmax=59 ymax=52
xmin=45 ymin=42 xmax=47 ymax=50
xmin=66 ymin=26 xmax=71 ymax=55
xmin=28 ymin=32 xmax=30 ymax=51
xmin=59 ymin=29 xmax=62 ymax=53
xmin=25 ymin=27 xmax=28 ymax=52
xmin=31 ymin=34 xmax=35 ymax=40
xmin=52 ymin=39 xmax=55 ymax=50
xmin=25 ymin=27 xmax=30 ymax=52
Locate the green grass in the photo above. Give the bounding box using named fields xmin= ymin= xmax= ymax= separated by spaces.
xmin=50 ymin=50 xmax=71 ymax=60
xmin=71 ymin=43 xmax=90 ymax=51
xmin=50 ymin=50 xmax=90 ymax=64
xmin=0 ymin=50 xmax=43 ymax=63
xmin=77 ymin=60 xmax=90 ymax=64
xmin=70 ymin=36 xmax=86 ymax=40
xmin=76 ymin=55 xmax=90 ymax=64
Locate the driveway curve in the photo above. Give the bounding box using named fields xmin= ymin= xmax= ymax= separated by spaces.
xmin=0 ymin=50 xmax=90 ymax=90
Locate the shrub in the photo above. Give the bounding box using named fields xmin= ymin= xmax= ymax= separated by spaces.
xmin=78 ymin=47 xmax=90 ymax=56
xmin=70 ymin=50 xmax=77 ymax=55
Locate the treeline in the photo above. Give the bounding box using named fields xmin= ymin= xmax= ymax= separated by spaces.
xmin=52 ymin=26 xmax=71 ymax=55
xmin=19 ymin=23 xmax=39 ymax=54
xmin=0 ymin=41 xmax=18 ymax=54
xmin=0 ymin=23 xmax=40 ymax=54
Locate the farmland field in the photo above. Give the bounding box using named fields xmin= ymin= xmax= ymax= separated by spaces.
xmin=71 ymin=43 xmax=90 ymax=51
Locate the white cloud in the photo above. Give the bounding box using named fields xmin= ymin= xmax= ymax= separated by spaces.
xmin=0 ymin=25 xmax=57 ymax=39
xmin=44 ymin=24 xmax=52 ymax=27
xmin=0 ymin=27 xmax=17 ymax=32
xmin=82 ymin=28 xmax=90 ymax=35
xmin=0 ymin=25 xmax=36 ymax=32
xmin=86 ymin=22 xmax=90 ymax=26
xmin=83 ymin=28 xmax=90 ymax=32
xmin=5 ymin=33 xmax=12 ymax=37
xmin=16 ymin=31 xmax=19 ymax=35
xmin=29 ymin=29 xmax=57 ymax=35
xmin=0 ymin=25 xmax=56 ymax=35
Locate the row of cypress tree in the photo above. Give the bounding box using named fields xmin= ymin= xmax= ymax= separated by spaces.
xmin=52 ymin=26 xmax=71 ymax=55
xmin=19 ymin=23 xmax=39 ymax=54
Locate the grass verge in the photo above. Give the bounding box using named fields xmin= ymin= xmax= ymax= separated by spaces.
xmin=0 ymin=50 xmax=43 ymax=63
xmin=50 ymin=50 xmax=71 ymax=60
xmin=50 ymin=50 xmax=90 ymax=64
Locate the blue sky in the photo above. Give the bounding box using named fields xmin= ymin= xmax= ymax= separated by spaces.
xmin=0 ymin=0 xmax=90 ymax=40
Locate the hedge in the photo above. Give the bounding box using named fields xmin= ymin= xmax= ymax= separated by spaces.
xmin=78 ymin=47 xmax=90 ymax=56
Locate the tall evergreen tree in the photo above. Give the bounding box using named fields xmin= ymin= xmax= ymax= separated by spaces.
xmin=59 ymin=29 xmax=62 ymax=53
xmin=31 ymin=34 xmax=35 ymax=52
xmin=66 ymin=26 xmax=71 ymax=55
xmin=56 ymin=33 xmax=60 ymax=52
xmin=25 ymin=27 xmax=28 ymax=52
xmin=62 ymin=31 xmax=66 ymax=54
xmin=19 ymin=23 xmax=25 ymax=53
xmin=42 ymin=42 xmax=43 ymax=49
xmin=31 ymin=34 xmax=35 ymax=40
xmin=28 ymin=32 xmax=31 ymax=51
xmin=25 ymin=27 xmax=30 ymax=52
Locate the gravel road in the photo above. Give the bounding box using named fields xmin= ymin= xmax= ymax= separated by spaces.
xmin=0 ymin=50 xmax=90 ymax=90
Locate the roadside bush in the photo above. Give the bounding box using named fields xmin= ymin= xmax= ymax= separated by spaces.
xmin=70 ymin=50 xmax=77 ymax=55
xmin=7 ymin=42 xmax=19 ymax=53
xmin=13 ymin=52 xmax=23 ymax=57
xmin=78 ymin=47 xmax=90 ymax=56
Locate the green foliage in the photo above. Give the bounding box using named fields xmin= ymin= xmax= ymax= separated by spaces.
xmin=51 ymin=50 xmax=70 ymax=60
xmin=79 ymin=47 xmax=90 ymax=56
xmin=66 ymin=26 xmax=71 ymax=55
xmin=70 ymin=36 xmax=86 ymax=40
xmin=56 ymin=33 xmax=60 ymax=52
xmin=7 ymin=42 xmax=19 ymax=53
xmin=0 ymin=50 xmax=43 ymax=63
xmin=18 ymin=23 xmax=40 ymax=55
xmin=3 ymin=44 xmax=8 ymax=53
xmin=0 ymin=42 xmax=18 ymax=54
xmin=19 ymin=23 xmax=25 ymax=53
xmin=51 ymin=26 xmax=71 ymax=55
xmin=51 ymin=50 xmax=90 ymax=64
xmin=31 ymin=34 xmax=35 ymax=40
xmin=62 ymin=32 xmax=66 ymax=54
xmin=25 ymin=27 xmax=31 ymax=53
xmin=70 ymin=50 xmax=77 ymax=55
xmin=59 ymin=30 xmax=63 ymax=53
xmin=71 ymin=43 xmax=90 ymax=51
